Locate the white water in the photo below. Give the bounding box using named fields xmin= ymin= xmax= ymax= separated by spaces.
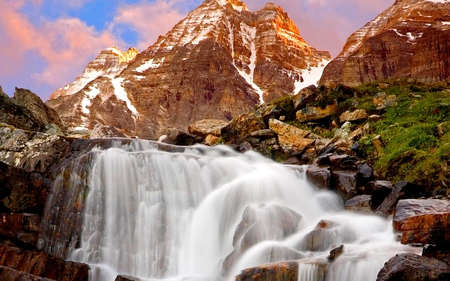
xmin=47 ymin=141 xmax=418 ymax=281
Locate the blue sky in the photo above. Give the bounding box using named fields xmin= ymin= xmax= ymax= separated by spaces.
xmin=0 ymin=0 xmax=393 ymax=101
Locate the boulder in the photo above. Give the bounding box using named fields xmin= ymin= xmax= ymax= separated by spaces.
xmin=188 ymin=119 xmax=228 ymax=138
xmin=204 ymin=134 xmax=221 ymax=146
xmin=159 ymin=128 xmax=202 ymax=146
xmin=237 ymin=261 xmax=327 ymax=281
xmin=423 ymin=244 xmax=450 ymax=266
xmin=223 ymin=204 xmax=302 ymax=271
xmin=268 ymin=119 xmax=315 ymax=155
xmin=306 ymin=165 xmax=331 ymax=189
xmin=376 ymin=253 xmax=450 ymax=281
xmin=292 ymin=85 xmax=318 ymax=110
xmin=328 ymin=245 xmax=344 ymax=262
xmin=332 ymin=171 xmax=358 ymax=200
xmin=376 ymin=181 xmax=425 ymax=217
xmin=115 ymin=275 xmax=142 ymax=281
xmin=296 ymin=101 xmax=337 ymax=123
xmin=221 ymin=112 xmax=266 ymax=145
xmin=364 ymin=180 xmax=393 ymax=209
xmin=329 ymin=154 xmax=357 ymax=170
xmin=393 ymin=199 xmax=450 ymax=245
xmin=356 ymin=163 xmax=375 ymax=187
xmin=339 ymin=109 xmax=368 ymax=123
xmin=345 ymin=195 xmax=373 ymax=213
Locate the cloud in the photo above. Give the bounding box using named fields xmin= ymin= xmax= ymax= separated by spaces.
xmin=0 ymin=0 xmax=124 ymax=100
xmin=112 ymin=0 xmax=190 ymax=51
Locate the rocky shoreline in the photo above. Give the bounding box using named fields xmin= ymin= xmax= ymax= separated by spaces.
xmin=1 ymin=85 xmax=450 ymax=280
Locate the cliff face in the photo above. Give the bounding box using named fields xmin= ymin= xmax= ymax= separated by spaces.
xmin=320 ymin=0 xmax=450 ymax=86
xmin=46 ymin=0 xmax=330 ymax=139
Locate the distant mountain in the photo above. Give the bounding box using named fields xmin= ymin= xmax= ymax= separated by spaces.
xmin=320 ymin=0 xmax=450 ymax=86
xmin=46 ymin=0 xmax=331 ymax=139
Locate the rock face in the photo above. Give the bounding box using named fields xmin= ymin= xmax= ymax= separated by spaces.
xmin=320 ymin=0 xmax=450 ymax=86
xmin=0 ymin=87 xmax=63 ymax=133
xmin=47 ymin=0 xmax=331 ymax=139
xmin=377 ymin=253 xmax=450 ymax=281
xmin=393 ymin=199 xmax=450 ymax=245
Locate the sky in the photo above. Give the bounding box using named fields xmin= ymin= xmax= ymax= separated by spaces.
xmin=0 ymin=0 xmax=394 ymax=101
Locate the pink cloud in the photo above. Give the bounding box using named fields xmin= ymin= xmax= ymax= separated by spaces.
xmin=112 ymin=0 xmax=187 ymax=51
xmin=0 ymin=0 xmax=124 ymax=99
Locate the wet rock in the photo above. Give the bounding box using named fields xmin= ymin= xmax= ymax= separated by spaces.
xmin=223 ymin=204 xmax=302 ymax=271
xmin=328 ymin=245 xmax=344 ymax=262
xmin=298 ymin=220 xmax=340 ymax=252
xmin=296 ymin=101 xmax=337 ymax=123
xmin=339 ymin=109 xmax=367 ymax=123
xmin=0 ymin=162 xmax=49 ymax=214
xmin=329 ymin=154 xmax=357 ymax=170
xmin=332 ymin=171 xmax=358 ymax=200
xmin=356 ymin=163 xmax=374 ymax=187
xmin=0 ymin=213 xmax=41 ymax=247
xmin=115 ymin=275 xmax=142 ymax=281
xmin=268 ymin=119 xmax=315 ymax=155
xmin=90 ymin=124 xmax=126 ymax=139
xmin=423 ymin=244 xmax=450 ymax=266
xmin=236 ymin=262 xmax=299 ymax=281
xmin=0 ymin=241 xmax=89 ymax=281
xmin=364 ymin=180 xmax=393 ymax=209
xmin=376 ymin=181 xmax=425 ymax=217
xmin=394 ymin=199 xmax=450 ymax=245
xmin=188 ymin=119 xmax=228 ymax=138
xmin=345 ymin=195 xmax=372 ymax=213
xmin=306 ymin=165 xmax=331 ymax=189
xmin=376 ymin=253 xmax=450 ymax=281
xmin=0 ymin=266 xmax=54 ymax=281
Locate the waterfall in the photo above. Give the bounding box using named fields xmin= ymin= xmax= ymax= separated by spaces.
xmin=38 ymin=140 xmax=419 ymax=281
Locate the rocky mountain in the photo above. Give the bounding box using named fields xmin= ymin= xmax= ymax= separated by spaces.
xmin=46 ymin=0 xmax=331 ymax=139
xmin=320 ymin=0 xmax=450 ymax=86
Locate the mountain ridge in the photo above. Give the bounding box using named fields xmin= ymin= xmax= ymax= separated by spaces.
xmin=46 ymin=0 xmax=331 ymax=139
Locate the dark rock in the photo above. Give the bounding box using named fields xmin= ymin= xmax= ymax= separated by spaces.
xmin=328 ymin=245 xmax=344 ymax=262
xmin=159 ymin=128 xmax=203 ymax=146
xmin=0 ymin=266 xmax=55 ymax=281
xmin=0 ymin=213 xmax=41 ymax=247
xmin=423 ymin=244 xmax=450 ymax=266
xmin=250 ymin=129 xmax=276 ymax=138
xmin=332 ymin=171 xmax=358 ymax=200
xmin=13 ymin=88 xmax=65 ymax=133
xmin=329 ymin=154 xmax=357 ymax=170
xmin=345 ymin=195 xmax=373 ymax=213
xmin=0 ymin=240 xmax=89 ymax=281
xmin=364 ymin=180 xmax=393 ymax=209
xmin=292 ymin=85 xmax=318 ymax=110
xmin=0 ymin=162 xmax=49 ymax=214
xmin=376 ymin=181 xmax=426 ymax=217
xmin=236 ymin=262 xmax=299 ymax=281
xmin=306 ymin=165 xmax=331 ymax=190
xmin=376 ymin=253 xmax=450 ymax=281
xmin=393 ymin=199 xmax=450 ymax=245
xmin=115 ymin=275 xmax=142 ymax=281
xmin=357 ymin=162 xmax=374 ymax=186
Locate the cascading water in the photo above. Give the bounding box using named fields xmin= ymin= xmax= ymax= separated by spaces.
xmin=39 ymin=140 xmax=420 ymax=281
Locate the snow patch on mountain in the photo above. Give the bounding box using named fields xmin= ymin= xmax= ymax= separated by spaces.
xmin=135 ymin=58 xmax=165 ymax=72
xmin=112 ymin=78 xmax=139 ymax=116
xmin=294 ymin=59 xmax=330 ymax=94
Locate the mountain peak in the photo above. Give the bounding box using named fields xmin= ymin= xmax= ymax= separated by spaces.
xmin=106 ymin=46 xmax=139 ymax=64
xmin=215 ymin=0 xmax=249 ymax=11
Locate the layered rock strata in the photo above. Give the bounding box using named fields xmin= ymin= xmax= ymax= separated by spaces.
xmin=320 ymin=0 xmax=450 ymax=86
